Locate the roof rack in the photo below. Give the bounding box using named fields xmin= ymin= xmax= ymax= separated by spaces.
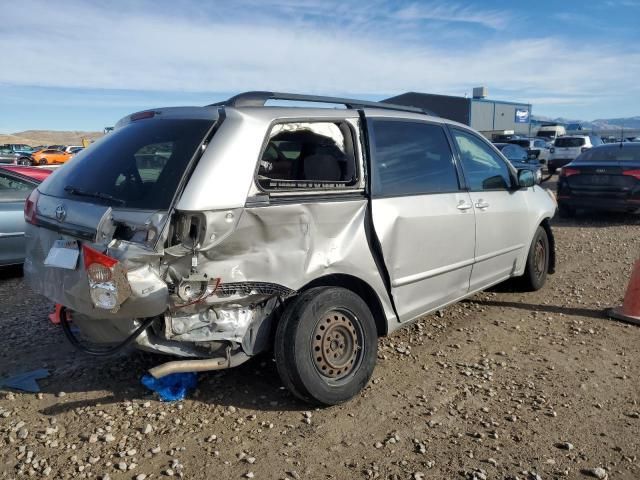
xmin=208 ymin=91 xmax=434 ymax=116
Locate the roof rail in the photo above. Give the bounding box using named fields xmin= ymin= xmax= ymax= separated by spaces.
xmin=208 ymin=91 xmax=434 ymax=115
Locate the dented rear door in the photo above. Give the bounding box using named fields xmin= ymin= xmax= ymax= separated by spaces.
xmin=367 ymin=118 xmax=475 ymax=323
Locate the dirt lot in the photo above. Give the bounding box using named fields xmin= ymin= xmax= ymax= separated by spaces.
xmin=1 ymin=207 xmax=639 ymax=479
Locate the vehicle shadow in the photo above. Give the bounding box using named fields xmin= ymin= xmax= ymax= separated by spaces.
xmin=551 ymin=212 xmax=640 ymax=228
xmin=464 ymin=298 xmax=606 ymax=320
xmin=0 ymin=265 xmax=23 ymax=280
xmin=35 ymin=349 xmax=306 ymax=415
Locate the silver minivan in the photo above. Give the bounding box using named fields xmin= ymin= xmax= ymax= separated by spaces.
xmin=24 ymin=92 xmax=557 ymax=405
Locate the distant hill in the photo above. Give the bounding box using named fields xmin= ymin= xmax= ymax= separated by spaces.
xmin=0 ymin=130 xmax=103 ymax=147
xmin=532 ymin=115 xmax=640 ymax=131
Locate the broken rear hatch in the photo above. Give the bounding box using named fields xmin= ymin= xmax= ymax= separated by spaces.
xmin=24 ymin=109 xmax=219 ymax=318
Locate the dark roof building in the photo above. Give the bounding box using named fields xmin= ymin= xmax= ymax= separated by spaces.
xmin=384 ymin=88 xmax=532 ymax=139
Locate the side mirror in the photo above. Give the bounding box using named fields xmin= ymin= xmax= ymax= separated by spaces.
xmin=517 ymin=169 xmax=536 ymax=188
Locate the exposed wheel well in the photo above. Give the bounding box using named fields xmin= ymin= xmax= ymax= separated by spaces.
xmin=299 ymin=274 xmax=388 ymax=337
xmin=540 ymin=218 xmax=556 ymax=274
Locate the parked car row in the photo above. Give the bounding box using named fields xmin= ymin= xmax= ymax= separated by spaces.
xmin=0 ymin=144 xmax=84 ymax=166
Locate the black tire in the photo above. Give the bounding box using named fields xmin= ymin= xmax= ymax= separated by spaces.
xmin=39 ymin=158 xmax=47 ymax=165
xmin=547 ymin=166 xmax=556 ymax=175
xmin=558 ymin=203 xmax=575 ymax=218
xmin=18 ymin=157 xmax=31 ymax=166
xmin=520 ymin=226 xmax=549 ymax=291
xmin=274 ymin=287 xmax=378 ymax=406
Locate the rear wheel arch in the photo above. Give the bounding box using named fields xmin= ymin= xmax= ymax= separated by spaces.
xmin=298 ymin=274 xmax=388 ymax=337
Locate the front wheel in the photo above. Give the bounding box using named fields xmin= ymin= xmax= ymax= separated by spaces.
xmin=39 ymin=158 xmax=48 ymax=165
xmin=18 ymin=157 xmax=31 ymax=166
xmin=520 ymin=226 xmax=549 ymax=291
xmin=274 ymin=287 xmax=378 ymax=406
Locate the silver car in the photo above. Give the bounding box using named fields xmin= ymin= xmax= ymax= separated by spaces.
xmin=0 ymin=167 xmax=43 ymax=265
xmin=24 ymin=92 xmax=557 ymax=405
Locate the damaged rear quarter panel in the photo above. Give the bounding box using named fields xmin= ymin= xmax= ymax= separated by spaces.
xmin=209 ymin=201 xmax=382 ymax=288
xmin=168 ymin=200 xmax=395 ymax=327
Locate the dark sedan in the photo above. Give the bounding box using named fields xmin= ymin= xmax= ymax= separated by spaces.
xmin=493 ymin=143 xmax=543 ymax=183
xmin=557 ymin=143 xmax=640 ymax=217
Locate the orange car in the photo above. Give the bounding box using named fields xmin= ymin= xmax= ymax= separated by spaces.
xmin=31 ymin=149 xmax=72 ymax=165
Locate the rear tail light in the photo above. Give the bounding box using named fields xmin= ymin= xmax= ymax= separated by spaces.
xmin=581 ymin=147 xmax=589 ymax=153
xmin=560 ymin=168 xmax=580 ymax=177
xmin=24 ymin=189 xmax=40 ymax=224
xmin=83 ymin=244 xmax=118 ymax=269
xmin=623 ymin=169 xmax=640 ymax=181
xmin=82 ymin=245 xmax=131 ymax=311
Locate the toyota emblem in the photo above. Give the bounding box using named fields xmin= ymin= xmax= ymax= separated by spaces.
xmin=55 ymin=204 xmax=67 ymax=222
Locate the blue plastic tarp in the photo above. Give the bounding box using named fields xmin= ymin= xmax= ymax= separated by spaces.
xmin=0 ymin=369 xmax=50 ymax=393
xmin=140 ymin=372 xmax=198 ymax=401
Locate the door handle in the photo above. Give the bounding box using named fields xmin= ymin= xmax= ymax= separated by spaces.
xmin=457 ymin=201 xmax=473 ymax=211
xmin=475 ymin=200 xmax=490 ymax=209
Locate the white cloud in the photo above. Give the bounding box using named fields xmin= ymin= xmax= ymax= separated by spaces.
xmin=393 ymin=2 xmax=511 ymax=29
xmin=1 ymin=0 xmax=639 ymax=116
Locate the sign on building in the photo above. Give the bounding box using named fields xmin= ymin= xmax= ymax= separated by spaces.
xmin=515 ymin=108 xmax=530 ymax=123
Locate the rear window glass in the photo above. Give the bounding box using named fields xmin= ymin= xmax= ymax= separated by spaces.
xmin=257 ymin=121 xmax=358 ymax=191
xmin=40 ymin=118 xmax=214 ymax=210
xmin=508 ymin=140 xmax=530 ymax=148
xmin=537 ymin=131 xmax=556 ymax=139
xmin=575 ymin=145 xmax=640 ymax=163
xmin=555 ymin=137 xmax=585 ymax=147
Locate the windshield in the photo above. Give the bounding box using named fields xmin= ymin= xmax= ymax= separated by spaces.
xmin=575 ymin=145 xmax=640 ymax=163
xmin=40 ymin=118 xmax=214 ymax=210
xmin=555 ymin=137 xmax=585 ymax=148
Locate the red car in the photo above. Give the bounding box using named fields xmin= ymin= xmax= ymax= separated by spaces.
xmin=1 ymin=165 xmax=54 ymax=182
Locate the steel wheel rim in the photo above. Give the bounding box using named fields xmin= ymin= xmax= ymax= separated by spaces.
xmin=534 ymin=239 xmax=546 ymax=277
xmin=311 ymin=309 xmax=363 ymax=382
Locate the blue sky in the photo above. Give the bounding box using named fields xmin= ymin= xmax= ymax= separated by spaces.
xmin=1 ymin=0 xmax=639 ymax=132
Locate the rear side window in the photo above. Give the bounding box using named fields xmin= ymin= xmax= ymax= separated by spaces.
xmin=0 ymin=172 xmax=35 ymax=201
xmin=370 ymin=120 xmax=459 ymax=197
xmin=40 ymin=118 xmax=214 ymax=210
xmin=555 ymin=137 xmax=585 ymax=148
xmin=257 ymin=121 xmax=358 ymax=191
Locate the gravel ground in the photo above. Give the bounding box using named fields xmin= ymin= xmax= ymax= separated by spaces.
xmin=1 ymin=204 xmax=639 ymax=480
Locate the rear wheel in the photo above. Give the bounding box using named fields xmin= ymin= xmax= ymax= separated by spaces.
xmin=18 ymin=157 xmax=31 ymax=166
xmin=520 ymin=226 xmax=549 ymax=291
xmin=274 ymin=287 xmax=378 ymax=406
xmin=39 ymin=158 xmax=47 ymax=165
xmin=547 ymin=166 xmax=556 ymax=175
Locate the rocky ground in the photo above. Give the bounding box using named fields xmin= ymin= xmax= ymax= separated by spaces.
xmin=1 ymin=207 xmax=639 ymax=480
